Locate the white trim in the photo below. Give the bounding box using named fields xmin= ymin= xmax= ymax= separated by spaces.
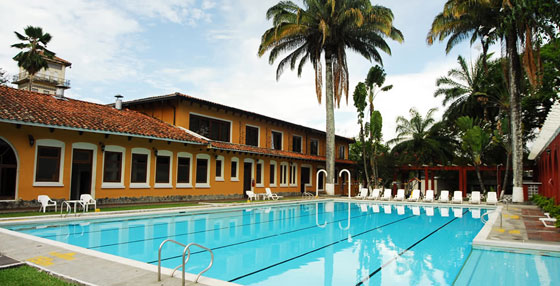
xmin=243 ymin=158 xmax=255 ymax=191
xmin=318 ymin=165 xmax=325 ymax=190
xmin=230 ymin=157 xmax=239 ymax=182
xmin=101 ymin=145 xmax=125 ymax=189
xmin=70 ymin=143 xmax=98 ymax=198
xmin=195 ymin=154 xmax=211 ymax=188
xmin=280 ymin=161 xmax=289 ymax=187
xmin=176 ymin=152 xmax=193 ymax=188
xmin=271 ymin=130 xmax=284 ymax=150
xmin=245 ymin=124 xmax=260 ymax=147
xmin=130 ymin=148 xmax=151 ymax=189
xmin=301 ymin=164 xmax=313 ymax=188
xmin=269 ymin=160 xmax=277 ymax=187
xmin=289 ymin=162 xmax=298 ymax=186
xmin=292 ymin=134 xmax=303 ymax=153
xmin=0 ymin=136 xmax=19 ymax=199
xmin=309 ymin=138 xmax=320 ymax=156
xmin=529 ymin=101 xmax=560 ymax=160
xmin=215 ymin=155 xmax=225 ymax=181
xmin=189 ymin=112 xmax=233 ymax=143
xmin=256 ymin=159 xmax=264 ymax=187
xmin=33 ymin=139 xmax=65 ymax=187
xmin=154 ymin=150 xmax=173 ymax=188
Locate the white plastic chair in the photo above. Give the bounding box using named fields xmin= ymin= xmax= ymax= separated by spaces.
xmin=265 ymin=188 xmax=283 ymax=200
xmin=355 ymin=188 xmax=368 ymax=200
xmin=79 ymin=194 xmax=97 ymax=212
xmin=469 ymin=191 xmax=481 ymax=204
xmin=380 ymin=189 xmax=392 ymax=201
xmin=38 ymin=195 xmax=57 ymax=213
xmin=408 ymin=190 xmax=420 ymax=202
xmin=486 ymin=192 xmax=498 ymax=205
xmin=439 ymin=190 xmax=450 ymax=203
xmin=423 ymin=190 xmax=434 ymax=202
xmin=246 ymin=191 xmax=258 ymax=201
xmin=394 ymin=189 xmax=405 ymax=201
xmin=367 ymin=189 xmax=380 ymax=200
xmin=452 ymin=191 xmax=463 ymax=204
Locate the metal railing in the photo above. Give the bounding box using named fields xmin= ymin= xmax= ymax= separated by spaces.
xmin=158 ymin=239 xmax=214 ymax=286
xmin=481 ymin=210 xmax=502 ymax=227
xmin=13 ymin=73 xmax=70 ymax=87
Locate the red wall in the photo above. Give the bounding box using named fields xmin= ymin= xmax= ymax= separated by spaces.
xmin=536 ymin=133 xmax=560 ymax=203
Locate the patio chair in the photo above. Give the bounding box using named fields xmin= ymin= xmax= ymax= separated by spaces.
xmin=452 ymin=191 xmax=463 ymax=204
xmin=38 ymin=195 xmax=57 ymax=213
xmin=439 ymin=190 xmax=450 ymax=203
xmin=423 ymin=190 xmax=434 ymax=202
xmin=246 ymin=191 xmax=258 ymax=201
xmin=265 ymin=188 xmax=283 ymax=200
xmin=79 ymin=194 xmax=97 ymax=212
xmin=354 ymin=188 xmax=368 ymax=200
xmin=394 ymin=189 xmax=405 ymax=201
xmin=367 ymin=189 xmax=381 ymax=200
xmin=408 ymin=189 xmax=420 ymax=202
xmin=380 ymin=189 xmax=392 ymax=201
xmin=539 ymin=217 xmax=557 ymax=228
xmin=486 ymin=192 xmax=498 ymax=205
xmin=469 ymin=191 xmax=481 ymax=204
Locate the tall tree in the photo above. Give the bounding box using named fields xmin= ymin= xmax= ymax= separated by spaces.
xmin=258 ymin=0 xmax=403 ymax=193
xmin=456 ymin=116 xmax=492 ymax=193
xmin=11 ymin=26 xmax=54 ymax=91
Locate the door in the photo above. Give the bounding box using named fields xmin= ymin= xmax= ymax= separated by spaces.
xmin=0 ymin=139 xmax=17 ymax=200
xmin=71 ymin=149 xmax=93 ymax=200
xmin=243 ymin=162 xmax=253 ymax=198
xmin=301 ymin=167 xmax=310 ymax=193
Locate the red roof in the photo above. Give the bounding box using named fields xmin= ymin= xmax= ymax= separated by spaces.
xmin=38 ymin=51 xmax=72 ymax=66
xmin=0 ymin=86 xmax=206 ymax=144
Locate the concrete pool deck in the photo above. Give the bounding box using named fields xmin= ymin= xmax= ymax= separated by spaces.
xmin=0 ymin=198 xmax=558 ymax=285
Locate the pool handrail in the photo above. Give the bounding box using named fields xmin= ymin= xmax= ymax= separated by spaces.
xmin=158 ymin=239 xmax=214 ymax=286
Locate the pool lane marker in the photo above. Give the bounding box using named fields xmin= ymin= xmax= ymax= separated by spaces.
xmin=228 ymin=215 xmax=416 ymax=283
xmin=355 ymin=209 xmax=468 ymax=286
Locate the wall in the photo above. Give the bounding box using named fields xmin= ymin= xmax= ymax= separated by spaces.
xmin=536 ymin=133 xmax=560 ymax=203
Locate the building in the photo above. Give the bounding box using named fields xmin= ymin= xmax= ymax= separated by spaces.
xmin=0 ymin=86 xmax=355 ymax=202
xmin=12 ymin=54 xmax=71 ymax=94
xmin=529 ymin=101 xmax=560 ymax=203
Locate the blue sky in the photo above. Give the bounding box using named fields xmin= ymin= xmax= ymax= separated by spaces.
xmin=0 ymin=0 xmax=479 ymax=141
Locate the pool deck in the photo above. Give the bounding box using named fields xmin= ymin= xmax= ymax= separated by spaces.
xmin=0 ymin=198 xmax=558 ymax=285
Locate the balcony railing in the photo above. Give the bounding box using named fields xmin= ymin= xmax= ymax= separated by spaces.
xmin=12 ymin=73 xmax=70 ymax=87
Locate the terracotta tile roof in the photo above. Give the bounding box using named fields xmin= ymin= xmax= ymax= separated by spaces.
xmin=38 ymin=51 xmax=72 ymax=66
xmin=0 ymin=86 xmax=206 ymax=144
xmin=210 ymin=141 xmax=355 ymax=164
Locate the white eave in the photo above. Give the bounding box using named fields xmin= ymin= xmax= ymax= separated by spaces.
xmin=528 ymin=100 xmax=560 ymax=160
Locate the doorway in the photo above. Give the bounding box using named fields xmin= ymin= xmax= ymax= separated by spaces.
xmin=71 ymin=149 xmax=93 ymax=200
xmin=0 ymin=139 xmax=17 ymax=200
xmin=243 ymin=162 xmax=253 ymax=198
xmin=301 ymin=166 xmax=310 ymax=193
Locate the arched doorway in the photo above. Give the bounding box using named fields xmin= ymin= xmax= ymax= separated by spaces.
xmin=0 ymin=138 xmax=17 ymax=200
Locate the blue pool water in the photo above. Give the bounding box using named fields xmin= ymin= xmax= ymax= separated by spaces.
xmin=6 ymin=202 xmax=489 ymax=285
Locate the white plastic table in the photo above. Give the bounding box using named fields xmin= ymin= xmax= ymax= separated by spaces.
xmin=61 ymin=200 xmax=84 ymax=215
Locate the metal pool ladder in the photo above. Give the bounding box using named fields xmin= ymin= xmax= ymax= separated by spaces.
xmin=158 ymin=239 xmax=214 ymax=286
xmin=481 ymin=210 xmax=502 ymax=227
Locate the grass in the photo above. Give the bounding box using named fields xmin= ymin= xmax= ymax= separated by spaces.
xmin=0 ymin=265 xmax=76 ymax=286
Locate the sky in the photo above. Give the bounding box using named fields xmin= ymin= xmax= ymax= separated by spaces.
xmin=0 ymin=0 xmax=483 ymax=142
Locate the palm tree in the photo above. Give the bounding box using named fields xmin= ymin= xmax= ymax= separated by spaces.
xmin=456 ymin=116 xmax=492 ymax=193
xmin=12 ymin=26 xmax=55 ymax=91
xmin=258 ymin=0 xmax=403 ymax=193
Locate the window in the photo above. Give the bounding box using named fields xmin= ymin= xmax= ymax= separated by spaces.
xmin=338 ymin=145 xmax=345 ymax=159
xmin=245 ymin=125 xmax=259 ymax=147
xmin=289 ymin=163 xmax=297 ymax=186
xmin=231 ymin=157 xmax=239 ymax=181
xmin=335 ymin=168 xmax=339 ymax=184
xmin=195 ymin=154 xmax=210 ymax=187
xmin=292 ymin=136 xmax=302 ymax=153
xmin=256 ymin=160 xmax=264 ymax=187
xmin=102 ymin=145 xmax=125 ymax=188
xmin=130 ymin=148 xmax=150 ymax=188
xmin=155 ymin=150 xmax=172 ymax=187
xmin=280 ymin=162 xmax=289 ymax=186
xmin=215 ymin=155 xmax=224 ymax=181
xmin=177 ymin=152 xmax=192 ymax=187
xmin=269 ymin=160 xmax=277 ymax=187
xmin=35 ymin=146 xmax=61 ymax=183
xmin=189 ymin=114 xmax=231 ymax=142
xmin=272 ymin=131 xmax=283 ymax=150
xmin=310 ymin=139 xmax=319 ymax=156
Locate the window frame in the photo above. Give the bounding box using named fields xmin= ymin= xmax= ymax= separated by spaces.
xmin=33 ymin=139 xmax=65 ymax=187
xmin=154 ymin=150 xmax=173 ymax=188
xmin=269 ymin=160 xmax=277 ymax=187
xmin=189 ymin=112 xmax=232 ymax=142
xmin=280 ymin=162 xmax=289 ymax=187
xmin=130 ymin=148 xmax=151 ymax=189
xmin=195 ymin=154 xmax=211 ymax=188
xmin=230 ymin=157 xmax=239 ymax=181
xmin=245 ymin=124 xmax=260 ymax=147
xmin=271 ymin=130 xmax=283 ymax=150
xmin=101 ymin=145 xmax=126 ymax=189
xmin=301 ymin=164 xmax=313 ymax=189
xmin=309 ymin=138 xmax=320 ymax=156
xmin=289 ymin=163 xmax=298 ymax=186
xmin=176 ymin=152 xmax=193 ymax=188
xmin=338 ymin=145 xmax=346 ymax=159
xmin=292 ymin=135 xmax=303 ymax=153
xmin=256 ymin=159 xmax=264 ymax=187
xmin=215 ymin=155 xmax=225 ymax=181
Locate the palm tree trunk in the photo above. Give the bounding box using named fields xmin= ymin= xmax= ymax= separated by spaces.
xmin=359 ymin=125 xmax=371 ymax=189
xmin=325 ymin=51 xmax=336 ymax=195
xmin=506 ymin=29 xmax=524 ymax=202
xmin=500 ymin=151 xmax=511 ymax=200
xmin=475 ymin=164 xmax=486 ymax=193
xmin=28 ymin=73 xmax=33 ymax=91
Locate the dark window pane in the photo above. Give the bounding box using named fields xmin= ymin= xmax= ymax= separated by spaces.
xmin=156 ymin=155 xmax=170 ymax=183
xmin=177 ymin=157 xmax=191 ymax=184
xmin=216 ymin=159 xmax=223 ymax=177
xmin=269 ymin=164 xmax=275 ymax=184
xmin=292 ymin=136 xmax=302 ymax=153
xmin=256 ymin=163 xmax=262 ymax=184
xmin=272 ymin=131 xmax=282 ymax=150
xmin=189 ymin=114 xmax=230 ymax=142
xmin=36 ymin=146 xmax=61 ymax=182
xmin=196 ymin=158 xmax=208 ymax=184
xmin=103 ymin=151 xmax=122 ymax=183
xmin=131 ymin=153 xmax=148 ymax=183
xmin=310 ymin=140 xmax=318 ymax=156
xmin=231 ymin=161 xmax=237 ymax=178
xmin=338 ymin=145 xmax=345 ymax=159
xmin=246 ymin=126 xmax=259 ymax=146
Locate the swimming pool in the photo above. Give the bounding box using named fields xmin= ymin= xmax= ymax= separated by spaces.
xmin=5 ymin=201 xmax=489 ymax=285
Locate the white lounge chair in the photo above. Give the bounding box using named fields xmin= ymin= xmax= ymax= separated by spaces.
xmin=265 ymin=188 xmax=283 ymax=200
xmin=79 ymin=194 xmax=97 ymax=212
xmin=423 ymin=190 xmax=434 ymax=202
xmin=397 ymin=205 xmax=405 ymax=215
xmin=486 ymin=192 xmax=498 ymax=205
xmin=452 ymin=191 xmax=463 ymax=204
xmin=439 ymin=190 xmax=450 ymax=203
xmin=367 ymin=189 xmax=381 ymax=200
xmin=469 ymin=191 xmax=481 ymax=204
xmin=425 ymin=206 xmax=434 ymax=216
xmin=246 ymin=191 xmax=258 ymax=201
xmin=540 ymin=217 xmax=557 ymax=228
xmin=394 ymin=189 xmax=405 ymax=201
xmin=380 ymin=189 xmax=392 ymax=201
xmin=408 ymin=189 xmax=420 ymax=202
xmin=38 ymin=195 xmax=57 ymax=213
xmin=453 ymin=207 xmax=463 ymax=218
xmin=355 ymin=188 xmax=368 ymax=200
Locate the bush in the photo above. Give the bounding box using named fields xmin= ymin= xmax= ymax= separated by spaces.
xmin=532 ymin=195 xmax=560 ymax=227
